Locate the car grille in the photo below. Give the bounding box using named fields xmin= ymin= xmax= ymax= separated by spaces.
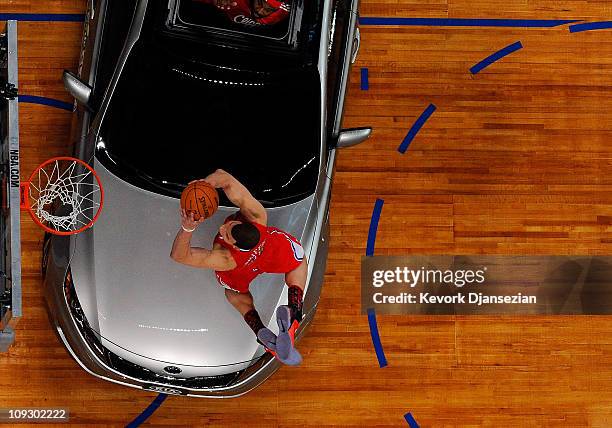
xmin=105 ymin=351 xmax=242 ymax=389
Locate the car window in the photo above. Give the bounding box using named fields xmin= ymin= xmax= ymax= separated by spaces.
xmin=166 ymin=0 xmax=323 ymax=52
xmin=96 ymin=51 xmax=321 ymax=207
xmin=175 ymin=0 xmax=293 ymax=39
xmin=93 ymin=0 xmax=322 ymax=207
xmin=325 ymin=0 xmax=347 ymax=138
xmin=90 ymin=0 xmax=140 ymax=109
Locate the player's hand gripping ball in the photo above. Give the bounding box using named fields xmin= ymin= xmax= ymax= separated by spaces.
xmin=180 ymin=181 xmax=219 ymax=221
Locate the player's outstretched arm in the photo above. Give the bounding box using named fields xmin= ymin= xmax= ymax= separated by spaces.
xmin=202 ymin=169 xmax=267 ymax=225
xmin=170 ymin=210 xmax=235 ymax=269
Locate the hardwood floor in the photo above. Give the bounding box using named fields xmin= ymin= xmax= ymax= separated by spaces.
xmin=1 ymin=0 xmax=611 ymax=426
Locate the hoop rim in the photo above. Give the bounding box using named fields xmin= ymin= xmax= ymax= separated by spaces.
xmin=20 ymin=156 xmax=105 ymax=236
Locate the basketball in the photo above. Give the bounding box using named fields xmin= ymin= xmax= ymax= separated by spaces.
xmin=180 ymin=181 xmax=219 ymax=221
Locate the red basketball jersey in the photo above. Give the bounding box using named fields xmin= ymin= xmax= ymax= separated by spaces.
xmin=214 ymin=212 xmax=304 ymax=293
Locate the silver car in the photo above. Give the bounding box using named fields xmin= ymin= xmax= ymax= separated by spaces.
xmin=43 ymin=0 xmax=370 ymax=397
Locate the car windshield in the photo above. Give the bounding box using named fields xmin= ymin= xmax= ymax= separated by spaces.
xmin=96 ymin=30 xmax=321 ymax=206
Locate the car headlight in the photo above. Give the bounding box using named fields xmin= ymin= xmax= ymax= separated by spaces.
xmin=62 ymin=266 xmax=105 ymax=356
xmin=63 ymin=267 xmax=83 ymax=323
xmin=63 ymin=267 xmax=73 ymax=305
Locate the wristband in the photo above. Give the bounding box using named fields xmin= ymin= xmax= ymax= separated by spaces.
xmin=181 ymin=225 xmax=196 ymax=233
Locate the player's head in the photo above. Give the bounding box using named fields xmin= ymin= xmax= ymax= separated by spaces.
xmin=219 ymin=221 xmax=260 ymax=250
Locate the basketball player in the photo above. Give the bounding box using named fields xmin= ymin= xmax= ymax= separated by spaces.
xmin=193 ymin=0 xmax=290 ymax=26
xmin=170 ymin=169 xmax=306 ymax=365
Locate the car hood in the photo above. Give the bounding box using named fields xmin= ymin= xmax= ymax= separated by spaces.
xmin=70 ymin=159 xmax=315 ymax=377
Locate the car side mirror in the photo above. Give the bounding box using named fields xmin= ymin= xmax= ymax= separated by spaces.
xmin=337 ymin=127 xmax=372 ymax=148
xmin=63 ymin=70 xmax=92 ymax=105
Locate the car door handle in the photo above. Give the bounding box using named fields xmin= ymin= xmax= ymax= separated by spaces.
xmin=87 ymin=0 xmax=95 ymax=20
xmin=351 ymin=26 xmax=360 ymax=64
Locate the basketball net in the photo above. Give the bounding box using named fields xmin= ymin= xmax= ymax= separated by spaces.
xmin=20 ymin=157 xmax=104 ymax=235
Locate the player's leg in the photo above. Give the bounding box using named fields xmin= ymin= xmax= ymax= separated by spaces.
xmin=224 ymin=289 xmax=262 ymax=331
xmin=224 ymin=288 xmax=254 ymax=315
xmin=267 ymin=258 xmax=308 ymax=365
xmin=224 ymin=289 xmax=277 ymax=350
xmin=284 ymin=257 xmax=307 ymax=323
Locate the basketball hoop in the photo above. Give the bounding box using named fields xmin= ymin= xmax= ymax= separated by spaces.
xmin=20 ymin=157 xmax=104 ymax=235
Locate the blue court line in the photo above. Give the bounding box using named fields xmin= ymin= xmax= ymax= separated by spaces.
xmin=404 ymin=412 xmax=420 ymax=428
xmin=365 ymin=199 xmax=387 ymax=368
xmin=359 ymin=17 xmax=578 ymax=27
xmin=0 ymin=13 xmax=85 ymax=22
xmin=360 ymin=68 xmax=369 ymax=90
xmin=18 ymin=95 xmax=73 ymax=111
xmin=367 ymin=308 xmax=388 ymax=368
xmin=398 ymin=103 xmax=437 ymax=154
xmin=470 ymin=41 xmax=523 ymax=74
xmin=569 ymin=21 xmax=612 ymax=33
xmin=126 ymin=394 xmax=168 ymax=428
xmin=366 ymin=198 xmax=384 ymax=257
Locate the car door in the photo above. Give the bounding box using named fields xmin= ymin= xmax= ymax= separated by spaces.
xmin=326 ymin=0 xmax=360 ymax=140
xmin=66 ymin=0 xmax=141 ymax=161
